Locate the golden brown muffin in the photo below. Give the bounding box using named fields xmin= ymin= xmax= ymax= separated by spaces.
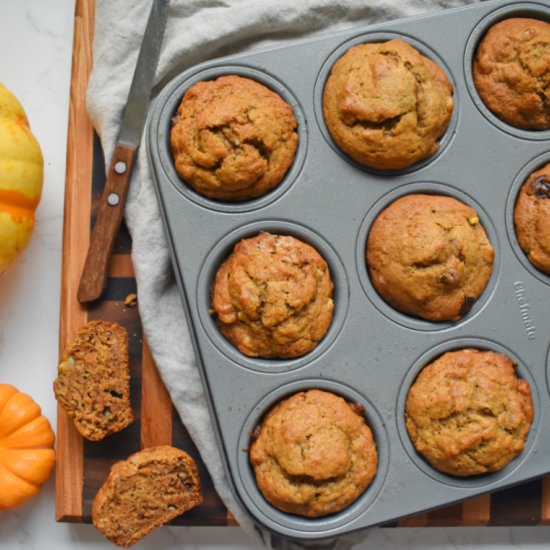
xmin=249 ymin=389 xmax=378 ymax=517
xmin=366 ymin=194 xmax=494 ymax=321
xmin=92 ymin=446 xmax=203 ymax=548
xmin=322 ymin=39 xmax=454 ymax=170
xmin=405 ymin=349 xmax=534 ymax=476
xmin=211 ymin=232 xmax=334 ymax=358
xmin=170 ymin=75 xmax=298 ymax=200
xmin=473 ymin=18 xmax=550 ymax=130
xmin=514 ymin=162 xmax=550 ymax=274
xmin=53 ymin=320 xmax=133 ymax=441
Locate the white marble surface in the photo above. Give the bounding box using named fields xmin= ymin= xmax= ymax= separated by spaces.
xmin=2 ymin=0 xmax=550 ymax=548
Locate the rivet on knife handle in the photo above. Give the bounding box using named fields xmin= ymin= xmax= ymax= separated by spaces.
xmin=77 ymin=144 xmax=137 ymax=303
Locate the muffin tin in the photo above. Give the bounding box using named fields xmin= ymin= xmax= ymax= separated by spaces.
xmin=146 ymin=0 xmax=550 ymax=541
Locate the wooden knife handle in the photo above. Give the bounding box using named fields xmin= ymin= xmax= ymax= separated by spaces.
xmin=77 ymin=143 xmax=137 ymax=303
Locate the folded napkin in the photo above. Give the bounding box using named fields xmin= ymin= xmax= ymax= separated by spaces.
xmin=87 ymin=0 xmax=482 ymax=546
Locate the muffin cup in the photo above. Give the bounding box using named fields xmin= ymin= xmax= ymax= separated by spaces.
xmin=154 ymin=65 xmax=307 ymax=212
xmin=236 ymin=379 xmax=388 ymax=537
xmin=356 ymin=181 xmax=500 ymax=331
xmin=464 ymin=2 xmax=550 ymax=139
xmin=314 ymin=32 xmax=459 ymax=175
xmin=396 ymin=338 xmax=539 ymax=489
xmin=197 ymin=220 xmax=349 ymax=373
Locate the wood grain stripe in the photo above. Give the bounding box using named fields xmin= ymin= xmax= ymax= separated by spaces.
xmin=397 ymin=496 xmax=489 ymax=527
xmin=227 ymin=511 xmax=238 ymax=526
xmin=428 ymin=503 xmax=464 ymax=526
xmin=109 ymin=253 xmax=135 ymax=278
xmin=56 ymin=0 xmax=95 ymax=522
xmin=141 ymin=337 xmax=173 ymax=448
xmin=171 ymin=408 xmax=229 ymax=525
xmin=462 ymin=495 xmax=490 ymax=526
xmin=489 ymin=479 xmax=542 ymax=525
xmin=397 ymin=514 xmax=429 ymax=527
xmin=541 ymin=476 xmax=550 ymax=524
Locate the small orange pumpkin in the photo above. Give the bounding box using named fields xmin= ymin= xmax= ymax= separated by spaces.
xmin=0 ymin=384 xmax=55 ymax=511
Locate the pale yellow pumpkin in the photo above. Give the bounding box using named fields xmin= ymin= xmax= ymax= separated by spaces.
xmin=0 ymin=384 xmax=55 ymax=511
xmin=0 ymin=83 xmax=44 ymax=276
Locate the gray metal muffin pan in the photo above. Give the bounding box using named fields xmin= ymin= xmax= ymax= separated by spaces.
xmin=146 ymin=0 xmax=550 ymax=541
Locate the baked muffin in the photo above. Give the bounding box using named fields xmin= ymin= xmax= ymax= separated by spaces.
xmin=473 ymin=18 xmax=550 ymax=130
xmin=514 ymin=161 xmax=550 ymax=274
xmin=170 ymin=75 xmax=298 ymax=200
xmin=366 ymin=194 xmax=494 ymax=321
xmin=92 ymin=446 xmax=203 ymax=547
xmin=211 ymin=232 xmax=334 ymax=358
xmin=322 ymin=39 xmax=454 ymax=170
xmin=405 ymin=349 xmax=534 ymax=477
xmin=249 ymin=389 xmax=378 ymax=517
xmin=53 ymin=320 xmax=133 ymax=441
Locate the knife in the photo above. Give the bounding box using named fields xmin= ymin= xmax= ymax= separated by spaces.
xmin=77 ymin=0 xmax=170 ymax=303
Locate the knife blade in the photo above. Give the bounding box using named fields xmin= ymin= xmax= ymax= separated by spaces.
xmin=77 ymin=0 xmax=170 ymax=303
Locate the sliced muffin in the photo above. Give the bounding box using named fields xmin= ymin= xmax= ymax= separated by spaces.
xmin=92 ymin=446 xmax=203 ymax=547
xmin=53 ymin=320 xmax=133 ymax=440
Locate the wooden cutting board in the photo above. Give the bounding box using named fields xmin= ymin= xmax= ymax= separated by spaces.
xmin=56 ymin=0 xmax=550 ymax=528
xmin=56 ymin=0 xmax=230 ymax=526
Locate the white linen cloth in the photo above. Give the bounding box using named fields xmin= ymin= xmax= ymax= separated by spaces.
xmin=87 ymin=0 xmax=482 ymax=546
